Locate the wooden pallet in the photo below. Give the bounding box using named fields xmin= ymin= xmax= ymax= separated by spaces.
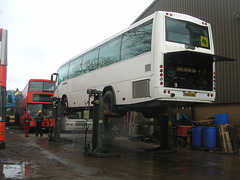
xmin=194 ymin=119 xmax=215 ymax=126
xmin=228 ymin=125 xmax=240 ymax=154
xmin=219 ymin=124 xmax=233 ymax=153
xmin=193 ymin=117 xmax=215 ymax=126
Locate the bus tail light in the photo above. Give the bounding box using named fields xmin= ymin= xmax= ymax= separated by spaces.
xmin=213 ymin=72 xmax=216 ymax=90
xmin=160 ymin=65 xmax=164 ymax=86
xmin=207 ymin=93 xmax=214 ymax=97
xmin=166 ymin=12 xmax=173 ymax=16
xmin=163 ymin=90 xmax=170 ymax=94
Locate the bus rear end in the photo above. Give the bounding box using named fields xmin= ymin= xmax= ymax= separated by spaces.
xmin=154 ymin=11 xmax=217 ymax=103
xmin=152 ymin=11 xmax=234 ymax=105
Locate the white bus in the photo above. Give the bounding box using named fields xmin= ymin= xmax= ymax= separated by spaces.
xmin=52 ymin=11 xmax=224 ymax=116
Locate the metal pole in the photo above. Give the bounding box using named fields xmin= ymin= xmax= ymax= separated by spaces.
xmin=49 ymin=97 xmax=61 ymax=141
xmin=92 ymin=94 xmax=99 ymax=151
xmin=167 ymin=104 xmax=174 ymax=149
xmin=97 ymin=95 xmax=104 ymax=150
xmin=55 ymin=100 xmax=61 ymax=140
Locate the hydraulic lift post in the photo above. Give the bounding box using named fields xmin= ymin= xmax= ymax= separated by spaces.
xmin=160 ymin=105 xmax=174 ymax=150
xmin=49 ymin=97 xmax=62 ymax=141
xmin=89 ymin=89 xmax=103 ymax=152
xmin=84 ymin=89 xmax=119 ymax=157
xmin=149 ymin=105 xmax=175 ymax=152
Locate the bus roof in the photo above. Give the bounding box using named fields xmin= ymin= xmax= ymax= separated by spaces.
xmin=58 ymin=11 xmax=157 ymax=69
xmin=58 ymin=10 xmax=211 ymax=69
xmin=28 ymin=79 xmax=55 ymax=83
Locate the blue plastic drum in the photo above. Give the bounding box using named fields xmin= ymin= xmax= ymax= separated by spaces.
xmin=203 ymin=127 xmax=216 ymax=149
xmin=215 ymin=113 xmax=229 ymax=125
xmin=192 ymin=126 xmax=204 ymax=147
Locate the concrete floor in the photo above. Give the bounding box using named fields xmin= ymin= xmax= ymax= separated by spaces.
xmin=0 ymin=127 xmax=240 ymax=180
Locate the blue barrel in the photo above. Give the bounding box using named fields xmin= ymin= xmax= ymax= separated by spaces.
xmin=203 ymin=127 xmax=216 ymax=149
xmin=192 ymin=126 xmax=204 ymax=147
xmin=215 ymin=113 xmax=229 ymax=125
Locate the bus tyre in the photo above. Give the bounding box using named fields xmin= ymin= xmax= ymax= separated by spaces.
xmin=62 ymin=97 xmax=68 ymax=115
xmin=103 ymin=91 xmax=115 ymax=113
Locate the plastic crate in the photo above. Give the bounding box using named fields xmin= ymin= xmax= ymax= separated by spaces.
xmin=178 ymin=126 xmax=192 ymax=137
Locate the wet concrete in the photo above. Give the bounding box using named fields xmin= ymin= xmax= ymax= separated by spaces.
xmin=0 ymin=128 xmax=240 ymax=179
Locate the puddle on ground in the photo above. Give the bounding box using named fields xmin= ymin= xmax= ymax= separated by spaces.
xmin=0 ymin=163 xmax=31 ymax=179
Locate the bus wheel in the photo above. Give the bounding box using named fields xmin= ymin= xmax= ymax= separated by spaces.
xmin=62 ymin=97 xmax=69 ymax=115
xmin=103 ymin=91 xmax=115 ymax=113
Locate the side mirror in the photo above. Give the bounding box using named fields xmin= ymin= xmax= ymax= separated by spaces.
xmin=51 ymin=73 xmax=59 ymax=81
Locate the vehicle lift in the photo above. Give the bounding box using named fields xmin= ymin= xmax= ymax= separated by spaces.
xmin=84 ymin=89 xmax=120 ymax=157
xmin=158 ymin=105 xmax=175 ymax=151
xmin=49 ymin=90 xmax=175 ymax=154
xmin=146 ymin=104 xmax=176 ymax=152
xmin=49 ymin=97 xmax=62 ymax=141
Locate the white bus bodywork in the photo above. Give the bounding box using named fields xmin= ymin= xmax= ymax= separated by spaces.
xmin=53 ymin=11 xmax=217 ymax=113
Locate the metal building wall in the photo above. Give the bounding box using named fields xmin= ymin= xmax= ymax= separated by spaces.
xmin=135 ymin=0 xmax=240 ymax=103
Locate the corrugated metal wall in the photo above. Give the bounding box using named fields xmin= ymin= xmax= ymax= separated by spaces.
xmin=135 ymin=0 xmax=240 ymax=103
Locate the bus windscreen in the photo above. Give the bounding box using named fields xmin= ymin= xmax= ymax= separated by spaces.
xmin=27 ymin=104 xmax=54 ymax=118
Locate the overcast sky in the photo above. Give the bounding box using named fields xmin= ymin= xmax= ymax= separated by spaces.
xmin=0 ymin=0 xmax=154 ymax=91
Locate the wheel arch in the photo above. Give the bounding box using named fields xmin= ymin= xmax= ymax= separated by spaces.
xmin=61 ymin=94 xmax=68 ymax=107
xmin=102 ymin=86 xmax=116 ymax=105
xmin=61 ymin=94 xmax=67 ymax=102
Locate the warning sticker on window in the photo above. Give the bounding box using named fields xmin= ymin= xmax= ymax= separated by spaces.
xmin=201 ymin=36 xmax=209 ymax=48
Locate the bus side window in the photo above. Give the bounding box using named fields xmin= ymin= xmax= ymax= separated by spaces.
xmin=82 ymin=49 xmax=99 ymax=74
xmin=99 ymin=36 xmax=121 ymax=68
xmin=69 ymin=56 xmax=82 ymax=78
xmin=121 ymin=19 xmax=153 ymax=60
xmin=58 ymin=64 xmax=69 ymax=84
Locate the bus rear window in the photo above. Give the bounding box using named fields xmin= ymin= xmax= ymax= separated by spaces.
xmin=166 ymin=16 xmax=210 ymax=49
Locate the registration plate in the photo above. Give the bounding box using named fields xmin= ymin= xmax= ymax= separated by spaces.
xmin=184 ymin=92 xmax=196 ymax=97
